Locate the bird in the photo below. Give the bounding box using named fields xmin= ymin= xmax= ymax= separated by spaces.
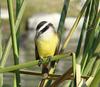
xmin=34 ymin=21 xmax=59 ymax=77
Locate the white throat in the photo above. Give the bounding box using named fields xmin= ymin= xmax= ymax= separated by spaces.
xmin=40 ymin=27 xmax=54 ymax=39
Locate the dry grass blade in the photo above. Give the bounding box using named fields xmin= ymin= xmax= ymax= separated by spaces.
xmin=86 ymin=57 xmax=100 ymax=86
xmin=89 ymin=68 xmax=100 ymax=87
xmin=76 ymin=62 xmax=82 ymax=86
xmin=50 ymin=67 xmax=72 ymax=87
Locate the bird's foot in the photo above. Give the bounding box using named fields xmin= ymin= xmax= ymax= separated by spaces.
xmin=47 ymin=56 xmax=52 ymax=63
xmin=38 ymin=59 xmax=43 ymax=66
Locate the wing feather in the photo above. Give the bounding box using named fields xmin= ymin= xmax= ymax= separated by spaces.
xmin=35 ymin=35 xmax=40 ymax=60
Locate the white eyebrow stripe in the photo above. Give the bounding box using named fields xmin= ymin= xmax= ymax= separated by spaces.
xmin=38 ymin=22 xmax=50 ymax=32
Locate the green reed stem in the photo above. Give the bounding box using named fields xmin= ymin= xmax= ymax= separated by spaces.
xmin=83 ymin=0 xmax=99 ymax=54
xmin=0 ymin=5 xmax=3 ymax=87
xmin=16 ymin=0 xmax=23 ymax=54
xmin=0 ymin=1 xmax=26 ymax=67
xmin=72 ymin=53 xmax=76 ymax=86
xmin=57 ymin=0 xmax=70 ymax=51
xmin=89 ymin=68 xmax=100 ymax=87
xmin=86 ymin=57 xmax=100 ymax=86
xmin=0 ymin=53 xmax=71 ymax=73
xmin=62 ymin=0 xmax=91 ymax=51
xmin=82 ymin=0 xmax=99 ymax=72
xmin=0 ymin=6 xmax=1 ymax=58
xmin=76 ymin=2 xmax=90 ymax=57
xmin=16 ymin=0 xmax=22 ymax=17
xmin=7 ymin=0 xmax=21 ymax=86
xmin=82 ymin=11 xmax=100 ymax=75
xmin=66 ymin=0 xmax=91 ymax=86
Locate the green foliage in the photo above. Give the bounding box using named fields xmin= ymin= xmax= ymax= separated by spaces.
xmin=0 ymin=5 xmax=3 ymax=87
xmin=0 ymin=0 xmax=100 ymax=87
xmin=7 ymin=0 xmax=21 ymax=86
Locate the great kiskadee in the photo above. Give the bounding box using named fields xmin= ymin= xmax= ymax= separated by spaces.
xmin=34 ymin=21 xmax=59 ymax=76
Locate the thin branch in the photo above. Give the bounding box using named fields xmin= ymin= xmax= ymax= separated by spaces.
xmin=11 ymin=70 xmax=60 ymax=80
xmin=10 ymin=70 xmax=89 ymax=80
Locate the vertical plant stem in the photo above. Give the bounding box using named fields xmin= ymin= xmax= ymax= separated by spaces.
xmin=86 ymin=57 xmax=100 ymax=86
xmin=72 ymin=53 xmax=76 ymax=86
xmin=66 ymin=0 xmax=91 ymax=86
xmin=57 ymin=0 xmax=70 ymax=52
xmin=16 ymin=0 xmax=22 ymax=53
xmin=91 ymin=11 xmax=100 ymax=54
xmin=7 ymin=0 xmax=21 ymax=87
xmin=16 ymin=0 xmax=22 ymax=17
xmin=0 ymin=5 xmax=1 ymax=55
xmin=15 ymin=0 xmax=22 ymax=86
xmin=83 ymin=0 xmax=99 ymax=54
xmin=62 ymin=0 xmax=91 ymax=51
xmin=76 ymin=57 xmax=82 ymax=87
xmin=76 ymin=2 xmax=90 ymax=57
xmin=82 ymin=11 xmax=100 ymax=75
xmin=82 ymin=0 xmax=99 ymax=72
xmin=89 ymin=68 xmax=100 ymax=87
xmin=0 ymin=0 xmax=26 ymax=67
xmin=0 ymin=5 xmax=3 ymax=87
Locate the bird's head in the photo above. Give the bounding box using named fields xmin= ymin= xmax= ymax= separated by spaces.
xmin=36 ymin=21 xmax=56 ymax=37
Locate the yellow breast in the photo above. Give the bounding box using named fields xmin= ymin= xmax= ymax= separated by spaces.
xmin=36 ymin=34 xmax=59 ymax=58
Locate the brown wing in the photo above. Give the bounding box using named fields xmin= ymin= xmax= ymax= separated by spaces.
xmin=34 ymin=34 xmax=40 ymax=60
xmin=35 ymin=45 xmax=40 ymax=60
xmin=35 ymin=42 xmax=40 ymax=60
xmin=54 ymin=34 xmax=60 ymax=55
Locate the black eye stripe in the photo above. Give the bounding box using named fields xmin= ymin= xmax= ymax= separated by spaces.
xmin=36 ymin=21 xmax=47 ymax=31
xmin=40 ymin=23 xmax=54 ymax=33
xmin=40 ymin=24 xmax=49 ymax=33
xmin=36 ymin=23 xmax=54 ymax=37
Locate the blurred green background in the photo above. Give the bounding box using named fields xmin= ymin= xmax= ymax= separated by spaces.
xmin=1 ymin=0 xmax=84 ymax=87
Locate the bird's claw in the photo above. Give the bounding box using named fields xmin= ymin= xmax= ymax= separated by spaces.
xmin=38 ymin=59 xmax=43 ymax=66
xmin=47 ymin=56 xmax=51 ymax=63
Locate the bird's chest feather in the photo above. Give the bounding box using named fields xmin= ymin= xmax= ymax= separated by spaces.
xmin=36 ymin=34 xmax=58 ymax=58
